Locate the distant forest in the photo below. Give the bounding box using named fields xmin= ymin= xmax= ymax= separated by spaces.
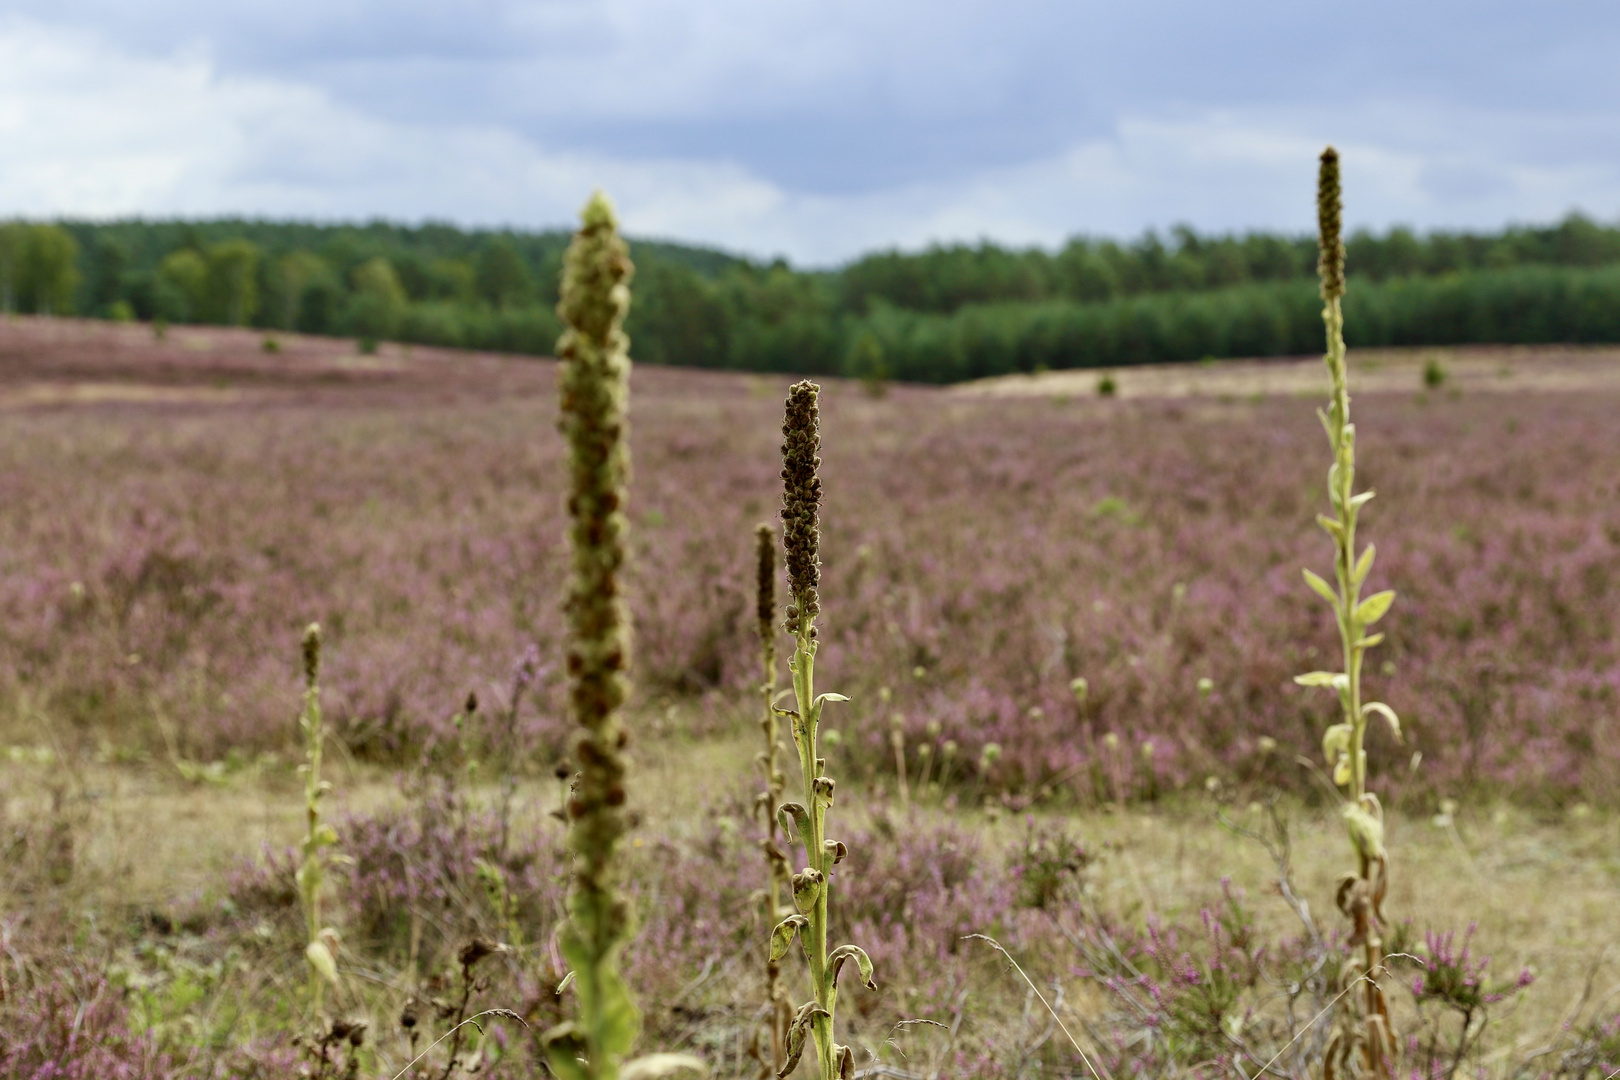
xmin=4 ymin=213 xmax=1620 ymax=381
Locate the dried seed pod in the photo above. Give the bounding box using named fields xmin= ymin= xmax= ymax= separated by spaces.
xmin=780 ymin=382 xmax=822 ymax=639
xmin=1317 ymin=146 xmax=1345 ymax=302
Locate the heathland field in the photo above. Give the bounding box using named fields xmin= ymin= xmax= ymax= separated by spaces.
xmin=1 ymin=316 xmax=1617 ymax=1078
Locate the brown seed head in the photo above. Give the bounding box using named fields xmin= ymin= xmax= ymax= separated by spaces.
xmin=301 ymin=622 xmax=321 ymax=687
xmin=755 ymin=522 xmax=777 ymax=640
xmin=780 ymin=381 xmax=822 ymax=638
xmin=1317 ymin=146 xmax=1345 ymax=301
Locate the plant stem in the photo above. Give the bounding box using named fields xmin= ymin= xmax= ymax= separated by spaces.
xmin=545 ymin=190 xmax=638 ymax=1080
xmin=756 ymin=523 xmax=788 ymax=1078
xmin=1316 ymin=145 xmax=1396 ymax=1078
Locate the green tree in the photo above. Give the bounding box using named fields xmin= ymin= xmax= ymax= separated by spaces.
xmin=624 ymin=260 xmax=727 ymax=365
xmin=476 ymin=238 xmax=534 ymax=308
xmin=17 ymin=225 xmax=81 ymax=315
xmin=348 ymin=256 xmax=408 ymax=339
xmin=157 ymin=249 xmax=208 ymax=321
xmin=430 ymin=258 xmax=478 ymax=304
xmin=205 ymin=239 xmax=259 ymax=325
xmin=0 ymin=222 xmax=25 ymax=313
xmin=87 ymin=235 xmax=130 ymax=314
xmin=267 ymin=250 xmax=334 ymax=330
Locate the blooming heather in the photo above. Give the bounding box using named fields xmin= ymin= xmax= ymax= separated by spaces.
xmin=0 ymin=321 xmax=1617 ymax=803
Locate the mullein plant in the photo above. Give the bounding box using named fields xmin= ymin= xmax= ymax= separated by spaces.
xmin=1296 ymin=147 xmax=1404 ymax=1080
xmin=769 ymin=381 xmax=876 ymax=1080
xmin=752 ymin=523 xmax=793 ymax=1077
xmin=541 ymin=191 xmax=701 ymax=1080
xmin=295 ymin=622 xmax=342 ymax=1013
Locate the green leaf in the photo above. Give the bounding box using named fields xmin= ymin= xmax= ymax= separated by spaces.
xmin=769 ymin=915 xmax=809 ymax=962
xmin=593 ymin=966 xmax=640 ymax=1058
xmin=1302 ymin=569 xmax=1339 ymax=606
xmin=1353 ymin=543 xmax=1376 ymax=585
xmin=1362 ymin=702 xmax=1403 ymax=744
xmin=1294 ymin=671 xmax=1340 ymax=688
xmin=777 ymin=802 xmax=811 ymax=842
xmin=1354 ymin=590 xmax=1396 ymax=626
xmin=829 ymin=944 xmax=878 ymax=991
xmin=1316 ymin=514 xmax=1345 ymax=540
xmin=314 ymin=823 xmax=339 ymax=847
xmin=622 ymin=1053 xmax=709 ymax=1080
xmin=1355 ymin=633 xmax=1385 ymax=649
xmin=541 ymin=1023 xmax=590 ymax=1080
xmin=305 ymin=940 xmax=339 ymax=985
xmin=1349 ymin=490 xmax=1376 ymax=509
xmin=1321 ymin=723 xmax=1353 ymax=766
xmin=1343 ymin=802 xmax=1386 ymax=860
xmin=547 ymin=1057 xmax=589 ymax=1080
xmin=779 ymin=1002 xmax=830 ymax=1079
xmin=791 ymin=869 xmax=824 ymax=914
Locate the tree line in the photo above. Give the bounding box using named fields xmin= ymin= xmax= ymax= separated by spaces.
xmin=3 ymin=213 xmax=1620 ymax=380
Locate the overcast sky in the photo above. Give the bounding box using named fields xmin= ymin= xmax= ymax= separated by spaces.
xmin=2 ymin=1 xmax=1619 ymax=264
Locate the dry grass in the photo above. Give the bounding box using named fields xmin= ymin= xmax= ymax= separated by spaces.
xmin=957 ymin=344 xmax=1620 ymax=399
xmin=5 ymin=728 xmax=1616 ymax=1067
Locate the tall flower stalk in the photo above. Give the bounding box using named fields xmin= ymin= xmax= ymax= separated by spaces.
xmin=754 ymin=523 xmax=792 ymax=1077
xmin=543 ymin=191 xmax=639 ymax=1080
xmin=770 ymin=381 xmax=875 ymax=1080
xmin=1297 ymin=146 xmax=1403 ymax=1080
xmin=295 ymin=622 xmax=341 ymax=1013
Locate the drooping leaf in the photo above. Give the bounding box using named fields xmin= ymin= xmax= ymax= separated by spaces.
xmin=828 ymin=944 xmax=877 ymax=991
xmin=778 ymin=1002 xmax=829 ymax=1080
xmin=305 ymin=940 xmax=339 ymax=985
xmin=1362 ymin=702 xmax=1403 ymax=744
xmin=791 ymin=869 xmax=823 ymax=914
xmin=769 ymin=915 xmax=809 ymax=962
xmin=1333 ymin=753 xmax=1354 ymax=787
xmin=1343 ymin=802 xmax=1386 ymax=860
xmin=777 ymin=802 xmax=811 ymax=841
xmin=1321 ymin=723 xmax=1353 ymax=766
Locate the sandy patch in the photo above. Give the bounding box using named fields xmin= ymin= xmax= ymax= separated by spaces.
xmin=955 ymin=344 xmax=1620 ymax=398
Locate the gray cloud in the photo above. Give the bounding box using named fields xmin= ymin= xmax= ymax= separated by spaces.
xmin=2 ymin=2 xmax=1619 ymax=260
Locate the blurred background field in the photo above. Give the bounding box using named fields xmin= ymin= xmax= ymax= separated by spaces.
xmin=2 ymin=316 xmax=1617 ymax=804
xmin=1 ymin=315 xmax=1617 ymax=1077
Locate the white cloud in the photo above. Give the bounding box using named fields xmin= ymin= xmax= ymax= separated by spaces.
xmin=2 ymin=14 xmax=1619 ymax=265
